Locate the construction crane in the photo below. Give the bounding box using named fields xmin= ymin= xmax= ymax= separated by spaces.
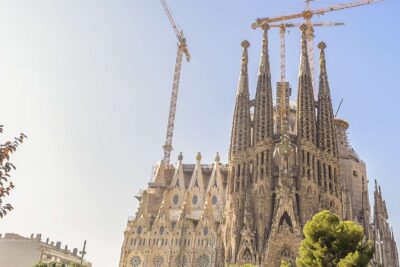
xmin=160 ymin=0 xmax=190 ymax=164
xmin=269 ymin=22 xmax=344 ymax=83
xmin=252 ymin=0 xmax=383 ymax=94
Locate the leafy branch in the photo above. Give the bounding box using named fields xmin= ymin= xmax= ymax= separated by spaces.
xmin=0 ymin=124 xmax=26 ymax=218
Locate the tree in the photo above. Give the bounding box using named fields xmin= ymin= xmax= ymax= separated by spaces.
xmin=296 ymin=210 xmax=373 ymax=267
xmin=0 ymin=125 xmax=26 ymax=218
xmin=280 ymin=260 xmax=291 ymax=267
xmin=227 ymin=264 xmax=256 ymax=267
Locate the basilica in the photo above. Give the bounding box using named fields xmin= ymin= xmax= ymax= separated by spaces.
xmin=118 ymin=24 xmax=399 ymax=267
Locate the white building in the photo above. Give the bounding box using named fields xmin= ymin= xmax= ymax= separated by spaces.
xmin=0 ymin=233 xmax=92 ymax=267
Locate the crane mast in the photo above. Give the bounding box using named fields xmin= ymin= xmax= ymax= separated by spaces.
xmin=160 ymin=0 xmax=190 ymax=164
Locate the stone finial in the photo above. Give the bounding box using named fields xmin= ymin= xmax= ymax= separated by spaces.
xmin=241 ymin=40 xmax=250 ymax=49
xmin=215 ymin=152 xmax=220 ymax=162
xmin=178 ymin=152 xmax=183 ymax=161
xmin=318 ymin=41 xmax=327 ymax=50
xmin=196 ymin=152 xmax=202 ymax=162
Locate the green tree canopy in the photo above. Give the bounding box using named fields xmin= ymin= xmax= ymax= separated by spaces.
xmin=296 ymin=210 xmax=373 ymax=267
xmin=227 ymin=264 xmax=256 ymax=267
xmin=280 ymin=260 xmax=291 ymax=267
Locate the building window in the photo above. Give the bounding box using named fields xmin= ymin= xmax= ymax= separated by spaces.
xmin=130 ymin=256 xmax=142 ymax=267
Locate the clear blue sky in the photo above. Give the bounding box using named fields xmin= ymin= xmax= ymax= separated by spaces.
xmin=0 ymin=0 xmax=398 ymax=266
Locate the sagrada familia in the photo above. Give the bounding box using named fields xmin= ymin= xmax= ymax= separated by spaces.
xmin=119 ymin=25 xmax=399 ymax=267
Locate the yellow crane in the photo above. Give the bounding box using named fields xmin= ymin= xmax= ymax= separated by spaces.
xmin=269 ymin=22 xmax=344 ymax=83
xmin=160 ymin=0 xmax=190 ymax=164
xmin=252 ymin=0 xmax=383 ymax=95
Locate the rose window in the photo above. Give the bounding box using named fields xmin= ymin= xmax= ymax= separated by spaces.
xmin=175 ymin=255 xmax=188 ymax=267
xmin=152 ymin=255 xmax=164 ymax=267
xmin=196 ymin=254 xmax=210 ymax=267
xmin=130 ymin=256 xmax=141 ymax=267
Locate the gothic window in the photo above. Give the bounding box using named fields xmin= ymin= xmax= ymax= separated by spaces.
xmin=159 ymin=226 xmax=165 ymax=235
xmin=243 ymin=249 xmax=252 ymax=262
xmin=281 ymin=248 xmax=291 ymax=257
xmin=307 ymin=186 xmax=312 ymax=198
xmin=212 ymin=195 xmax=218 ymax=205
xmin=130 ymin=256 xmax=142 ymax=267
xmin=259 ymin=186 xmax=265 ymax=196
xmin=278 ymin=212 xmax=293 ymax=233
xmin=196 ymin=254 xmax=210 ymax=267
xmin=173 ymin=195 xmax=179 ymax=205
xmin=175 ymin=255 xmax=188 ymax=267
xmin=137 ymin=226 xmax=143 ymax=235
xmin=152 ymin=255 xmax=164 ymax=267
xmin=203 ymin=226 xmax=209 ymax=236
xmin=192 ymin=195 xmax=198 ymax=205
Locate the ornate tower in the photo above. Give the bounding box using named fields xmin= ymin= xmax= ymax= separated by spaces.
xmin=316 ymin=42 xmax=337 ymax=158
xmin=315 ymin=41 xmax=341 ymax=216
xmin=373 ymin=181 xmax=400 ymax=267
xmin=296 ymin=25 xmax=319 ymax=225
xmin=225 ymin=40 xmax=252 ymax=265
xmin=252 ymin=25 xmax=274 ymax=264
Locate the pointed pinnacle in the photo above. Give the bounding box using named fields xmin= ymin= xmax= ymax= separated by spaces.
xmin=318 ymin=42 xmax=327 ymax=73
xmin=241 ymin=40 xmax=250 ymax=63
xmin=215 ymin=152 xmax=220 ymax=162
xmin=258 ymin=27 xmax=271 ymax=76
xmin=318 ymin=41 xmax=329 ymax=97
xmin=196 ymin=152 xmax=202 ymax=162
xmin=299 ymin=24 xmax=311 ymax=76
xmin=237 ymin=40 xmax=250 ymax=96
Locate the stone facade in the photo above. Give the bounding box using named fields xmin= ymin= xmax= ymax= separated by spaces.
xmin=119 ymin=26 xmax=398 ymax=267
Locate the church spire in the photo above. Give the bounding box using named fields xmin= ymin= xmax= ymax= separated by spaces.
xmin=297 ymin=24 xmax=316 ymax=144
xmin=230 ymin=40 xmax=251 ymax=158
xmin=254 ymin=25 xmax=274 ymax=143
xmin=316 ymin=42 xmax=338 ymax=156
